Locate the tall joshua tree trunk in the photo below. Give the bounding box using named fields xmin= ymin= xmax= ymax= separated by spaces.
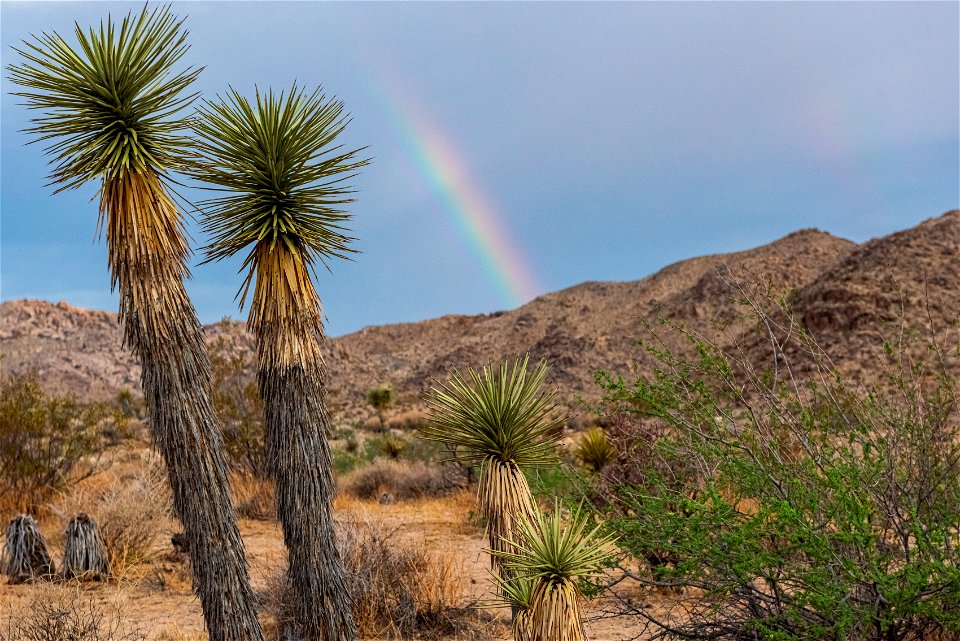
xmin=9 ymin=7 xmax=264 ymax=639
xmin=192 ymin=85 xmax=368 ymax=641
xmin=106 ymin=173 xmax=264 ymax=641
xmin=253 ymin=247 xmax=355 ymax=641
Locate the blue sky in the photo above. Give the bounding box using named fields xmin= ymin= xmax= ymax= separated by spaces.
xmin=2 ymin=1 xmax=957 ymax=337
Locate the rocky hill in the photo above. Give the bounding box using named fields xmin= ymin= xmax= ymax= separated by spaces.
xmin=1 ymin=210 xmax=957 ymax=421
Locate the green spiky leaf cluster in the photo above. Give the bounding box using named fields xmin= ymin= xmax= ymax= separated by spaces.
xmin=7 ymin=5 xmax=199 ymax=191
xmin=574 ymin=427 xmax=616 ymax=473
xmin=421 ymin=355 xmax=565 ymax=467
xmin=491 ymin=572 xmax=536 ymax=612
xmin=494 ymin=500 xmax=616 ymax=587
xmin=191 ymin=84 xmax=369 ymax=286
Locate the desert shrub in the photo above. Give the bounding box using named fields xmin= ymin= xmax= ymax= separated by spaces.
xmin=590 ymin=289 xmax=960 ymax=640
xmin=573 ymin=427 xmax=616 ymax=473
xmin=387 ymin=409 xmax=429 ymax=431
xmin=342 ymin=459 xmax=465 ymax=502
xmin=264 ymin=519 xmax=492 ymax=640
xmin=0 ymin=584 xmax=144 ymax=641
xmin=0 ymin=374 xmax=123 ymax=511
xmin=209 ymin=338 xmax=268 ymax=478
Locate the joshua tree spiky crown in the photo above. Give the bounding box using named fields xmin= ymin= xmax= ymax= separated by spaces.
xmin=193 ymin=85 xmax=368 ymax=365
xmin=7 ymin=6 xmax=199 ymax=191
xmin=192 ymin=86 xmax=368 ymax=641
xmin=493 ymin=501 xmax=617 ymax=641
xmin=7 ymin=5 xmax=199 ymax=298
xmin=491 ymin=573 xmax=536 ymax=641
xmin=421 ymin=355 xmax=566 ymax=579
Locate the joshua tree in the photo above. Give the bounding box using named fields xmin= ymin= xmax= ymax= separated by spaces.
xmin=366 ymin=383 xmax=395 ymax=430
xmin=7 ymin=8 xmax=263 ymax=640
xmin=61 ymin=513 xmax=111 ymax=581
xmin=493 ymin=501 xmax=616 ymax=641
xmin=2 ymin=515 xmax=55 ymax=583
xmin=192 ymin=86 xmax=368 ymax=641
xmin=420 ymin=355 xmax=565 ymax=586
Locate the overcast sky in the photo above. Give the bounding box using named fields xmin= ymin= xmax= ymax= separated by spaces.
xmin=2 ymin=1 xmax=957 ymax=336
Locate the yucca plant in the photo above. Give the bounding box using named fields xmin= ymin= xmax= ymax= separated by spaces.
xmin=60 ymin=513 xmax=111 ymax=581
xmin=574 ymin=427 xmax=616 ymax=473
xmin=421 ymin=355 xmax=565 ymax=585
xmin=491 ymin=573 xmax=536 ymax=641
xmin=192 ymin=85 xmax=368 ymax=641
xmin=493 ymin=501 xmax=617 ymax=641
xmin=7 ymin=7 xmax=264 ymax=640
xmin=2 ymin=515 xmax=55 ymax=583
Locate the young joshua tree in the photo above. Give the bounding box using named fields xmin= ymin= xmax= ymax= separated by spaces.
xmin=7 ymin=8 xmax=263 ymax=640
xmin=493 ymin=501 xmax=616 ymax=641
xmin=192 ymin=85 xmax=368 ymax=641
xmin=420 ymin=355 xmax=565 ymax=586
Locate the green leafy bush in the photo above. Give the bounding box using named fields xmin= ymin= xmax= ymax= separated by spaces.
xmin=592 ymin=294 xmax=960 ymax=640
xmin=0 ymin=374 xmax=122 ymax=512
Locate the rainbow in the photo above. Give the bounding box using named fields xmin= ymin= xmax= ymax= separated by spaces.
xmin=367 ymin=77 xmax=543 ymax=309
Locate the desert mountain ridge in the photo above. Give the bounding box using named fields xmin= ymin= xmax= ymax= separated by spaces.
xmin=1 ymin=210 xmax=957 ymax=421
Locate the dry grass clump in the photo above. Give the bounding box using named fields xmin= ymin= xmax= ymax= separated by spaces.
xmin=342 ymin=460 xmax=465 ymax=502
xmin=0 ymin=584 xmax=144 ymax=641
xmin=231 ymin=474 xmax=275 ymax=521
xmin=386 ymin=409 xmax=429 ymax=431
xmin=263 ymin=519 xmax=494 ymax=640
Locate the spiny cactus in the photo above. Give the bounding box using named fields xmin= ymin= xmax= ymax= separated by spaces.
xmin=61 ymin=513 xmax=111 ymax=581
xmin=2 ymin=514 xmax=55 ymax=583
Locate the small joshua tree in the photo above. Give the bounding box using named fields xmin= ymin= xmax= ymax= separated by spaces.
xmin=2 ymin=514 xmax=55 ymax=583
xmin=61 ymin=513 xmax=111 ymax=581
xmin=420 ymin=355 xmax=565 ymax=589
xmin=492 ymin=573 xmax=535 ymax=641
xmin=367 ymin=383 xmax=395 ymax=431
xmin=494 ymin=501 xmax=616 ymax=641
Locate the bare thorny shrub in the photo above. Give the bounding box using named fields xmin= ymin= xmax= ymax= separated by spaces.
xmin=589 ymin=277 xmax=960 ymax=641
xmin=262 ymin=518 xmax=494 ymax=640
xmin=0 ymin=583 xmax=144 ymax=641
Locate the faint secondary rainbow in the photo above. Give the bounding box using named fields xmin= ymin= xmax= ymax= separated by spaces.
xmin=370 ymin=79 xmax=543 ymax=309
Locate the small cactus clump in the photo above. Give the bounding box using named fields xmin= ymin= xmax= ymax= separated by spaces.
xmin=61 ymin=513 xmax=111 ymax=581
xmin=2 ymin=514 xmax=55 ymax=583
